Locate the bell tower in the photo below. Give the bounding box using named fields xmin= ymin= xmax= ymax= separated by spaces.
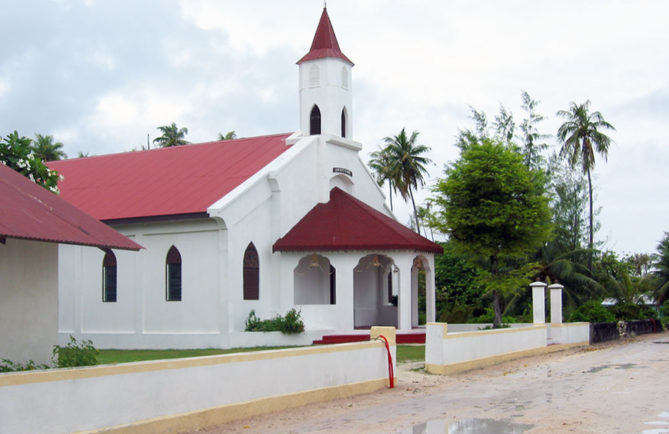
xmin=297 ymin=7 xmax=354 ymax=139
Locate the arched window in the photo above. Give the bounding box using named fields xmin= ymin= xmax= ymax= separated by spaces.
xmin=329 ymin=265 xmax=336 ymax=305
xmin=102 ymin=249 xmax=117 ymax=302
xmin=166 ymin=246 xmax=182 ymax=301
xmin=341 ymin=107 xmax=347 ymax=138
xmin=243 ymin=243 xmax=259 ymax=300
xmin=341 ymin=66 xmax=348 ymax=89
xmin=310 ymin=105 xmax=321 ymax=135
xmin=309 ymin=64 xmax=320 ymax=87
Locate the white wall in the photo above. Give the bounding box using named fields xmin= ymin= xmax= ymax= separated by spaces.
xmin=425 ymin=323 xmax=547 ymax=372
xmin=0 ymin=239 xmax=58 ymax=364
xmin=0 ymin=336 xmax=395 ymax=434
xmin=548 ymin=322 xmax=590 ymax=345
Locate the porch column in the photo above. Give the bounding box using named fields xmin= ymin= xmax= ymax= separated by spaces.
xmin=426 ymin=255 xmax=436 ymax=323
xmin=396 ymin=255 xmax=413 ymax=331
xmin=330 ymin=254 xmax=354 ymax=330
xmin=530 ymin=281 xmax=547 ymax=324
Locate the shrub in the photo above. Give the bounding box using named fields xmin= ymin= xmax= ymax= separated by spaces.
xmin=569 ymin=300 xmax=615 ymax=323
xmin=610 ymin=303 xmax=642 ymax=321
xmin=0 ymin=359 xmax=50 ymax=372
xmin=661 ymin=300 xmax=669 ymax=317
xmin=52 ymin=336 xmax=98 ymax=368
xmin=245 ymin=309 xmax=304 ymax=335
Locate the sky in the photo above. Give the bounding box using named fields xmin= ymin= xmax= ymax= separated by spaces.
xmin=1 ymin=0 xmax=668 ymax=256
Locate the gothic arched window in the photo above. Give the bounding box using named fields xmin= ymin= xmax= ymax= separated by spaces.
xmin=166 ymin=246 xmax=182 ymax=301
xmin=102 ymin=249 xmax=117 ymax=302
xmin=341 ymin=107 xmax=347 ymax=138
xmin=310 ymin=105 xmax=321 ymax=135
xmin=243 ymin=243 xmax=259 ymax=300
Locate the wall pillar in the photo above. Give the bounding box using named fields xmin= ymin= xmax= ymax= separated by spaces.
xmin=548 ymin=283 xmax=564 ymax=324
xmin=530 ymin=281 xmax=547 ymax=324
xmin=396 ymin=256 xmax=413 ymax=331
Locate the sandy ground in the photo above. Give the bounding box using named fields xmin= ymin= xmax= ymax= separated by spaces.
xmin=191 ymin=332 xmax=669 ymax=433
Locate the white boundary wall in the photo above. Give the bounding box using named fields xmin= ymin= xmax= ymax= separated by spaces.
xmin=0 ymin=328 xmax=396 ymax=434
xmin=548 ymin=322 xmax=589 ymax=345
xmin=425 ymin=323 xmax=548 ymax=374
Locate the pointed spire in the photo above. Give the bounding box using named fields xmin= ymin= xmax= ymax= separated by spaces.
xmin=297 ymin=7 xmax=353 ymax=65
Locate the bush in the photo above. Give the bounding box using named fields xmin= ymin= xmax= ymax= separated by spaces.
xmin=661 ymin=300 xmax=669 ymax=317
xmin=52 ymin=336 xmax=98 ymax=368
xmin=569 ymin=300 xmax=615 ymax=323
xmin=0 ymin=359 xmax=50 ymax=372
xmin=610 ymin=303 xmax=642 ymax=321
xmin=245 ymin=309 xmax=304 ymax=335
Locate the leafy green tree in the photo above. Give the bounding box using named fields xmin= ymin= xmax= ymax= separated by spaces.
xmin=0 ymin=131 xmax=60 ymax=192
xmin=431 ymin=139 xmax=552 ymax=327
xmin=32 ymin=133 xmax=66 ymax=161
xmin=382 ymin=128 xmax=432 ymax=234
xmin=651 ymin=233 xmax=669 ymax=305
xmin=153 ymin=122 xmax=189 ymax=147
xmin=569 ymin=300 xmax=615 ymax=323
xmin=556 ymin=100 xmax=615 ymax=268
xmin=218 ymin=131 xmax=237 ymax=140
xmin=517 ymin=91 xmax=548 ymax=171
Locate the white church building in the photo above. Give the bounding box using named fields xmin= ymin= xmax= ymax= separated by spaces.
xmin=51 ymin=8 xmax=443 ymax=349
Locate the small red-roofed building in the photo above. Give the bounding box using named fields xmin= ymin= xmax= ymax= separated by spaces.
xmin=0 ymin=163 xmax=141 ymax=364
xmin=49 ymin=7 xmax=442 ymax=349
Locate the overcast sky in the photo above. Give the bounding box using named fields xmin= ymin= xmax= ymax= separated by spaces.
xmin=2 ymin=0 xmax=668 ymax=256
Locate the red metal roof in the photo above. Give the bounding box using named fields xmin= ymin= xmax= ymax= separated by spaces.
xmin=49 ymin=133 xmax=292 ymax=222
xmin=0 ymin=163 xmax=141 ymax=250
xmin=297 ymin=7 xmax=353 ymax=66
xmin=273 ymin=188 xmax=443 ymax=253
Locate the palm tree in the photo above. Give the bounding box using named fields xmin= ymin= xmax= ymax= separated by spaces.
xmin=218 ymin=131 xmax=237 ymax=140
xmin=32 ymin=134 xmax=66 ymax=161
xmin=383 ymin=128 xmax=431 ymax=235
xmin=368 ymin=145 xmax=398 ymax=211
xmin=556 ymin=100 xmax=614 ymax=269
xmin=652 ymin=233 xmax=669 ymax=305
xmin=153 ymin=123 xmax=189 ymax=147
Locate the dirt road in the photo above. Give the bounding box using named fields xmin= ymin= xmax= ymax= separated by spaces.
xmin=194 ymin=332 xmax=669 ymax=433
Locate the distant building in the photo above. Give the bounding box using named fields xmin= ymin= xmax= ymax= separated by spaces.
xmin=50 ymin=8 xmax=442 ymax=349
xmin=0 ymin=163 xmax=140 ymax=363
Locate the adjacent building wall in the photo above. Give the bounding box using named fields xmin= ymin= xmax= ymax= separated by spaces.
xmin=0 ymin=239 xmax=58 ymax=364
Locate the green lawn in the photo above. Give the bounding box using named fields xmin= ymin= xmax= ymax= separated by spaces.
xmin=96 ymin=346 xmax=296 ymax=365
xmin=96 ymin=344 xmax=425 ymax=365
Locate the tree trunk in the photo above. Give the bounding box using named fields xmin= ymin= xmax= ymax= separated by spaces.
xmin=492 ymin=290 xmax=503 ymax=328
xmin=389 ymin=180 xmax=393 ymax=211
xmin=587 ymin=166 xmax=593 ymax=271
xmin=409 ymin=187 xmax=421 ymax=234
xmin=490 ymin=254 xmax=502 ymax=328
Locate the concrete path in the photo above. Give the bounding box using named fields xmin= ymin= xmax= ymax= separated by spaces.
xmin=194 ymin=332 xmax=669 ymax=433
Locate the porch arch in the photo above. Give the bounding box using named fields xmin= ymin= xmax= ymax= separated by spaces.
xmin=353 ymin=254 xmax=397 ymax=328
xmin=294 ymin=254 xmax=335 ymax=305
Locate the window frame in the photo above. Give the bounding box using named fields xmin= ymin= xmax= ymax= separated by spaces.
xmin=165 ymin=246 xmax=182 ymax=302
xmin=102 ymin=249 xmax=117 ymax=303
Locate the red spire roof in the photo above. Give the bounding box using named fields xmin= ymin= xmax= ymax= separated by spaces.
xmin=0 ymin=163 xmax=141 ymax=250
xmin=273 ymin=187 xmax=443 ymax=253
xmin=49 ymin=133 xmax=292 ymax=222
xmin=297 ymin=7 xmax=353 ymax=66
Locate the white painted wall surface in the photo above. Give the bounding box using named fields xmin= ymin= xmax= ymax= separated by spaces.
xmin=425 ymin=323 xmax=548 ymax=367
xmin=0 ymin=340 xmax=395 ymax=434
xmin=0 ymin=239 xmax=58 ymax=364
xmin=548 ymin=322 xmax=589 ymax=345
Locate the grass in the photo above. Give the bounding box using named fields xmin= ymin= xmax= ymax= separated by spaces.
xmin=396 ymin=345 xmax=425 ymax=363
xmin=97 ymin=346 xmax=297 ymax=365
xmin=96 ymin=344 xmax=426 ymax=365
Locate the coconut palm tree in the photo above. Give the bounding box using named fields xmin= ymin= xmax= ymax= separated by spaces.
xmin=32 ymin=134 xmax=66 ymax=161
xmin=368 ymin=145 xmax=398 ymax=211
xmin=556 ymin=100 xmax=614 ymax=269
xmin=218 ymin=131 xmax=237 ymax=140
xmin=382 ymin=128 xmax=431 ymax=235
xmin=652 ymin=233 xmax=669 ymax=305
xmin=153 ymin=123 xmax=189 ymax=147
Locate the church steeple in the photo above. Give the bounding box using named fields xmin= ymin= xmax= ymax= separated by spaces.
xmin=298 ymin=7 xmax=354 ymax=139
xmin=297 ymin=7 xmax=353 ymax=66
